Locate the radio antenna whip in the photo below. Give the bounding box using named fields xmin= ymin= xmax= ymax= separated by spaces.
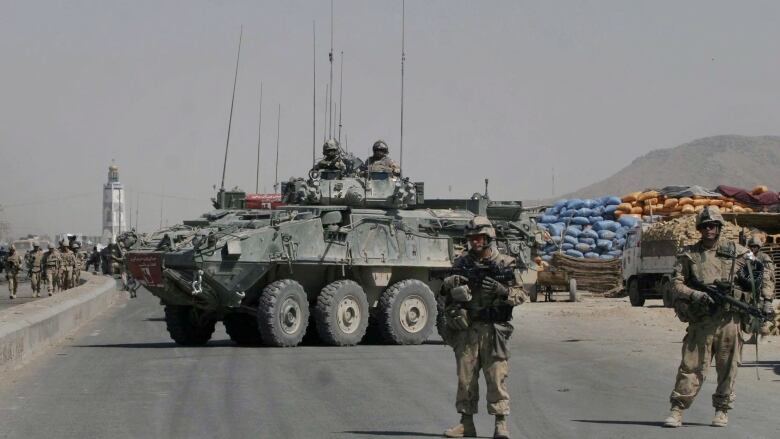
xmin=274 ymin=104 xmax=281 ymax=194
xmin=399 ymin=0 xmax=406 ymax=177
xmin=312 ymin=20 xmax=317 ymax=168
xmin=220 ymin=25 xmax=243 ymax=191
xmin=328 ymin=0 xmax=335 ymax=139
xmin=255 ymin=81 xmax=263 ymax=193
xmin=338 ymin=51 xmax=344 ymax=144
xmin=323 ymin=84 xmax=329 ymax=142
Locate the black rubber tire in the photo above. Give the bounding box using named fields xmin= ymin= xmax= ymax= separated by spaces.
xmin=569 ymin=278 xmax=579 ymax=302
xmin=164 ymin=305 xmax=216 ymax=346
xmin=378 ymin=279 xmax=437 ymax=345
xmin=529 ymin=283 xmax=539 ymax=302
xmin=224 ymin=313 xmax=263 ymax=346
xmin=628 ymin=278 xmax=645 ymax=307
xmin=257 ymin=279 xmax=310 ymax=347
xmin=314 ymin=280 xmax=369 ymax=346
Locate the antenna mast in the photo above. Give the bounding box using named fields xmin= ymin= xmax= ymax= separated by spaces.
xmin=220 ymin=25 xmax=243 ymax=191
xmin=399 ymin=0 xmax=406 ymax=177
xmin=338 ymin=51 xmax=344 ymax=144
xmin=274 ymin=104 xmax=281 ymax=193
xmin=255 ymin=81 xmax=263 ymax=193
xmin=312 ymin=20 xmax=317 ymax=168
xmin=328 ymin=0 xmax=334 ymax=139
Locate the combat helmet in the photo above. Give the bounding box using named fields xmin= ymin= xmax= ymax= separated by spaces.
xmin=323 ymin=139 xmax=339 ymax=154
xmin=33 ymin=242 xmax=40 ymax=249
xmin=747 ymin=235 xmax=763 ymax=248
xmin=695 ymin=206 xmax=725 ymax=229
xmin=372 ymin=140 xmax=389 ymax=154
xmin=465 ymin=216 xmax=496 ymax=240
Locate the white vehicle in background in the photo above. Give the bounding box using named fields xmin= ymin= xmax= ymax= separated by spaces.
xmin=621 ymin=224 xmax=676 ymax=307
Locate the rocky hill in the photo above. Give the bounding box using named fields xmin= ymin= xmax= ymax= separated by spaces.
xmin=561 ymin=135 xmax=780 ymax=200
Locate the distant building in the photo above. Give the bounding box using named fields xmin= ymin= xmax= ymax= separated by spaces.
xmin=102 ymin=164 xmax=126 ymax=242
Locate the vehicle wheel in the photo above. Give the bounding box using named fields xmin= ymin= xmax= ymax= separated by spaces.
xmin=378 ymin=279 xmax=437 ymax=345
xmin=529 ymin=283 xmax=538 ymax=302
xmin=569 ymin=278 xmax=579 ymax=302
xmin=257 ymin=279 xmax=310 ymax=347
xmin=224 ymin=313 xmax=263 ymax=346
xmin=164 ymin=305 xmax=216 ymax=346
xmin=660 ymin=278 xmax=673 ymax=308
xmin=628 ymin=278 xmax=645 ymax=307
xmin=314 ymin=280 xmax=369 ymax=346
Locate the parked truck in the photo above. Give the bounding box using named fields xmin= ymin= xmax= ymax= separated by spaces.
xmin=621 ymin=224 xmax=676 ymax=307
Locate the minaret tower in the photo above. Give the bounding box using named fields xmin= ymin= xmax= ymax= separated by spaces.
xmin=102 ymin=163 xmax=126 ymax=242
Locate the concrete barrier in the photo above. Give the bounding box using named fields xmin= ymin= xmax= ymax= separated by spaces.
xmin=0 ymin=272 xmax=121 ymax=372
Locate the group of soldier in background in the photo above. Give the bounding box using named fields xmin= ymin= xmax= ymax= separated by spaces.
xmin=3 ymin=235 xmax=129 ymax=299
xmin=314 ymin=138 xmax=401 ymax=177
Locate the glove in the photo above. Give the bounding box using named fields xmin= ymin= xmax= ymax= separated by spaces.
xmin=443 ymin=274 xmax=468 ymax=290
xmin=762 ymin=300 xmax=775 ymax=316
xmin=481 ymin=276 xmax=509 ymax=298
xmin=691 ymin=290 xmax=715 ymax=305
xmin=446 ymin=306 xmax=470 ymax=331
xmin=451 ymin=285 xmax=472 ymax=303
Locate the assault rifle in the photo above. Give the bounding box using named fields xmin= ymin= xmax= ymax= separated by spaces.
xmin=451 ymin=258 xmax=515 ymax=289
xmin=688 ymin=278 xmax=773 ymax=323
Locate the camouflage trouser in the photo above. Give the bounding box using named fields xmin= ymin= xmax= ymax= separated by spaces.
xmin=30 ymin=271 xmax=41 ymax=294
xmin=74 ymin=268 xmax=81 ymax=287
xmin=47 ymin=270 xmax=60 ymax=293
xmin=452 ymin=322 xmax=511 ymax=415
xmin=61 ymin=268 xmax=73 ymax=290
xmin=670 ymin=314 xmax=742 ymax=411
xmin=6 ymin=273 xmax=18 ymax=295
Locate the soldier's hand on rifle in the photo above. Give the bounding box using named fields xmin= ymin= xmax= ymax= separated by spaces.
xmin=451 ymin=285 xmax=472 ymax=303
xmin=481 ymin=276 xmax=509 ymax=298
xmin=691 ymin=290 xmax=715 ymax=305
xmin=443 ymin=274 xmax=468 ymax=289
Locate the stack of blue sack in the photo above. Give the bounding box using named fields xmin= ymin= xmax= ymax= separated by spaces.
xmin=536 ymin=196 xmax=641 ymax=261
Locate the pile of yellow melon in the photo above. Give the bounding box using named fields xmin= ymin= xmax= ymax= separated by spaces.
xmin=615 ymin=190 xmax=755 ymax=219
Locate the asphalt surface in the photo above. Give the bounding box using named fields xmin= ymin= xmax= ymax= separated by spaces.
xmin=0 ymin=292 xmax=778 ymax=439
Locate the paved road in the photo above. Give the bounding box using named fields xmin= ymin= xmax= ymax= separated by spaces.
xmin=0 ymin=292 xmax=777 ymax=439
xmin=0 ymin=276 xmax=92 ymax=311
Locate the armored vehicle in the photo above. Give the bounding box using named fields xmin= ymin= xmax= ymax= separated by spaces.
xmin=127 ymin=170 xmax=538 ymax=348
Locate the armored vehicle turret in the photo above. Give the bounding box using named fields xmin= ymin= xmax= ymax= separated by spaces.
xmin=127 ymin=170 xmax=539 ymax=347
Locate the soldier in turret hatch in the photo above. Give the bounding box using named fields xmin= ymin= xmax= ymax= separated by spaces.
xmin=362 ymin=140 xmax=400 ymax=177
xmin=313 ymin=139 xmax=347 ymax=174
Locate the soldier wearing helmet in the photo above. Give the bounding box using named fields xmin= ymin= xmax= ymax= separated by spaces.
xmin=42 ymin=243 xmax=62 ymax=295
xmin=313 ymin=139 xmax=347 ymax=174
xmin=4 ymin=246 xmax=22 ymax=299
xmin=440 ymin=216 xmax=527 ymax=439
xmin=28 ymin=242 xmax=45 ymax=297
xmin=59 ymin=240 xmax=77 ymax=290
xmin=664 ymin=206 xmax=758 ymax=428
xmin=746 ymin=235 xmax=776 ymax=335
xmin=362 ymin=139 xmax=400 ymax=177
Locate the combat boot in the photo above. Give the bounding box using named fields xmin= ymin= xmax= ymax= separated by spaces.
xmin=663 ymin=407 xmax=683 ymax=428
xmin=493 ymin=414 xmax=510 ymax=439
xmin=444 ymin=414 xmax=476 ymax=438
xmin=712 ymin=410 xmax=728 ymax=427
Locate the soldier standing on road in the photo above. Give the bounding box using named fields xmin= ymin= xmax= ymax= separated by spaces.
xmin=746 ymin=236 xmax=776 ymax=336
xmin=59 ymin=241 xmax=77 ymax=290
xmin=663 ymin=206 xmax=770 ymax=428
xmin=440 ymin=216 xmax=527 ymax=439
xmin=362 ymin=140 xmax=401 ymax=177
xmin=71 ymin=241 xmax=86 ymax=287
xmin=43 ymin=243 xmax=62 ymax=295
xmin=28 ymin=243 xmax=45 ymax=297
xmin=313 ymin=139 xmax=347 ymax=173
xmin=5 ymin=247 xmax=22 ymax=299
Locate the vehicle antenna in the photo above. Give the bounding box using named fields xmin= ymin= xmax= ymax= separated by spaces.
xmin=220 ymin=25 xmax=243 ymax=191
xmin=399 ymin=0 xmax=406 ymax=178
xmin=484 ymin=178 xmax=489 ymax=199
xmin=338 ymin=51 xmax=344 ymax=144
xmin=255 ymin=81 xmax=263 ymax=193
xmin=323 ymin=84 xmax=329 ymax=142
xmin=135 ymin=192 xmax=139 ymax=233
xmin=274 ymin=104 xmax=281 ymax=194
xmin=328 ymin=0 xmax=334 ymax=139
xmin=312 ymin=20 xmax=317 ymax=168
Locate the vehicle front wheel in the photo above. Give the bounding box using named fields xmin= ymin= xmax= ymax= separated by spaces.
xmin=164 ymin=305 xmax=216 ymax=346
xmin=378 ymin=279 xmax=437 ymax=345
xmin=314 ymin=280 xmax=369 ymax=346
xmin=257 ymin=279 xmax=310 ymax=347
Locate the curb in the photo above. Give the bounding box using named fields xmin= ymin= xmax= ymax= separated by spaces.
xmin=0 ymin=272 xmax=122 ymax=372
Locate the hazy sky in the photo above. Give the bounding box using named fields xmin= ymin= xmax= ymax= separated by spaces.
xmin=2 ymin=0 xmax=780 ymax=239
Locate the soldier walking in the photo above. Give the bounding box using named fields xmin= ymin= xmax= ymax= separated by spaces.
xmin=59 ymin=241 xmax=76 ymax=290
xmin=746 ymin=236 xmax=777 ymax=336
xmin=28 ymin=242 xmax=45 ymax=297
xmin=43 ymin=243 xmax=62 ymax=295
xmin=5 ymin=247 xmax=22 ymax=299
xmin=440 ymin=217 xmax=527 ymax=439
xmin=71 ymin=241 xmax=85 ymax=287
xmin=664 ymin=207 xmax=773 ymax=428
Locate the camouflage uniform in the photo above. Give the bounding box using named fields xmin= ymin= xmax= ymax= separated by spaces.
xmin=314 ymin=139 xmax=346 ymax=174
xmin=29 ymin=246 xmax=45 ymax=297
xmin=747 ymin=237 xmax=776 ymax=335
xmin=665 ymin=207 xmax=763 ymax=428
xmin=363 ymin=140 xmax=401 ymax=176
xmin=72 ymin=244 xmax=86 ymax=286
xmin=44 ymin=247 xmax=62 ymax=294
xmin=60 ymin=246 xmax=77 ymax=290
xmin=442 ymin=217 xmax=526 ymax=439
xmin=5 ymin=249 xmax=22 ymax=298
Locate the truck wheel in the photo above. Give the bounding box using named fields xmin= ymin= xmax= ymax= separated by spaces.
xmin=257 ymin=279 xmax=310 ymax=347
xmin=628 ymin=278 xmax=645 ymax=307
xmin=224 ymin=313 xmax=263 ymax=346
xmin=529 ymin=283 xmax=538 ymax=302
xmin=314 ymin=280 xmax=369 ymax=346
xmin=569 ymin=279 xmax=579 ymax=302
xmin=378 ymin=279 xmax=436 ymax=345
xmin=164 ymin=305 xmax=216 ymax=346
